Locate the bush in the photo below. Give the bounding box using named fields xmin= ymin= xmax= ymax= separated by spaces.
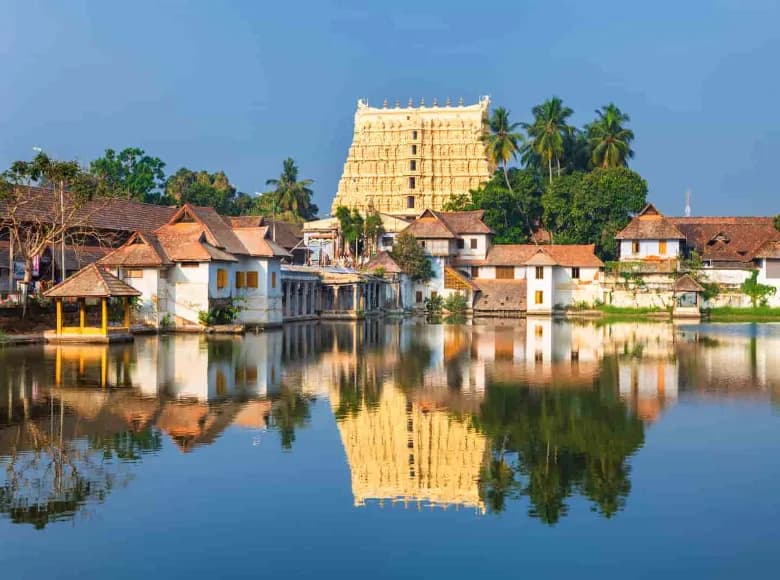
xmin=424 ymin=294 xmax=444 ymax=314
xmin=159 ymin=313 xmax=172 ymax=328
xmin=443 ymin=292 xmax=468 ymax=314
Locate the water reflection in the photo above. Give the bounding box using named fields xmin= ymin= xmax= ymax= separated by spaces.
xmin=1 ymin=320 xmax=779 ymax=528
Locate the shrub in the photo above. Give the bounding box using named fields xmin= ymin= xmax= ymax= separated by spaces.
xmin=741 ymin=271 xmax=776 ymax=307
xmin=424 ymin=294 xmax=444 ymax=313
xmin=443 ymin=292 xmax=468 ymax=314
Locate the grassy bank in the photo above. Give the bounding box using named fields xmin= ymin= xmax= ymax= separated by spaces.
xmin=706 ymin=306 xmax=780 ymax=322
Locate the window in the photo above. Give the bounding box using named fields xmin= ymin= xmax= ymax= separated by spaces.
xmin=571 ymin=267 xmax=580 ymax=279
xmin=217 ymin=268 xmax=227 ymax=289
xmin=535 ymin=266 xmax=544 ymax=280
xmin=535 ymin=325 xmax=543 ymax=337
xmin=632 ymin=240 xmax=640 ymax=254
xmin=247 ymin=271 xmax=258 ymax=288
xmin=408 ymin=177 xmax=416 ymax=189
xmin=535 ymin=290 xmax=544 ymax=305
xmin=496 ymin=266 xmax=514 ymax=279
xmin=407 ymin=195 xmax=415 ymax=209
xmin=457 ymin=239 xmax=465 ymax=249
xmin=416 ymin=290 xmax=423 ymax=303
xmin=382 ymin=236 xmax=393 ymax=247
xmin=271 ymin=271 xmax=277 ymax=289
xmin=411 ymin=130 xmax=418 ymax=140
xmin=470 ymin=238 xmax=478 ymax=249
xmin=471 ymin=266 xmax=480 ymax=278
xmin=123 ymin=268 xmax=142 ymax=279
xmin=235 ymin=271 xmax=246 ymax=289
xmin=411 ymin=144 xmax=417 ymax=155
xmin=409 ymin=160 xmax=417 ymax=171
xmin=659 ymin=240 xmax=667 ymax=255
xmin=420 ymin=240 xmax=426 ymax=248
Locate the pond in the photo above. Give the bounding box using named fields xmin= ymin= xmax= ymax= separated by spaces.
xmin=1 ymin=320 xmax=779 ymax=579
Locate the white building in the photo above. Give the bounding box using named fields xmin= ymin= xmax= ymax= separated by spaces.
xmin=99 ymin=204 xmax=290 ymax=328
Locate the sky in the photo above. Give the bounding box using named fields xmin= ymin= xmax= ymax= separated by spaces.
xmin=1 ymin=0 xmax=778 ymax=216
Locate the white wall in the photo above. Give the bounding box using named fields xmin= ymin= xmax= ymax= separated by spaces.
xmin=236 ymin=257 xmax=284 ymax=327
xmin=168 ymin=262 xmax=210 ymax=325
xmin=526 ymin=265 xmax=554 ymax=313
xmin=454 ymin=234 xmax=489 ymax=261
xmin=757 ymin=258 xmax=780 ymax=307
xmin=117 ymin=267 xmax=161 ymax=325
xmin=619 ymin=239 xmax=681 ymax=261
xmin=467 ymin=265 xmax=526 ymax=280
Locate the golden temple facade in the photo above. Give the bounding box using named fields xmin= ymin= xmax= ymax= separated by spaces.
xmin=331 ymin=96 xmax=494 ymax=217
xmin=331 ymin=384 xmax=489 ymax=512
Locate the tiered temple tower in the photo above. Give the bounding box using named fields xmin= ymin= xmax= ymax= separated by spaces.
xmin=331 ymin=96 xmax=494 ymax=217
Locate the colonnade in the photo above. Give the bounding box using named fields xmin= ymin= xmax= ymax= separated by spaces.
xmin=281 ymin=279 xmax=321 ymax=319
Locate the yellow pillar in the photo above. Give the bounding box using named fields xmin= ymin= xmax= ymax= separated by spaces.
xmin=101 ymin=297 xmax=108 ymax=335
xmin=124 ymin=298 xmax=131 ymax=329
xmin=56 ymin=299 xmax=63 ymax=335
xmin=54 ymin=347 xmax=62 ymax=386
xmin=79 ymin=299 xmax=86 ymax=330
xmin=100 ymin=347 xmax=107 ymax=389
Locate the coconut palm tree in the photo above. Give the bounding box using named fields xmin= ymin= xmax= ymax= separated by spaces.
xmin=265 ymin=158 xmax=318 ymax=220
xmin=483 ymin=107 xmax=524 ymax=191
xmin=586 ymin=104 xmax=635 ymax=168
xmin=523 ymin=97 xmax=574 ymax=183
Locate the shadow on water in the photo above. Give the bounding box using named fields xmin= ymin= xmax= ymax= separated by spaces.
xmin=0 ymin=319 xmax=778 ymax=528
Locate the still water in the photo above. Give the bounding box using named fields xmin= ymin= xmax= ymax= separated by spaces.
xmin=0 ymin=320 xmax=778 ymax=579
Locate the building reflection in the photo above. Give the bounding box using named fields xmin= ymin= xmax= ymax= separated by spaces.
xmin=1 ymin=320 xmax=779 ymax=528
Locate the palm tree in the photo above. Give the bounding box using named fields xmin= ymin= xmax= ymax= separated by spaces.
xmin=265 ymin=158 xmax=317 ymax=221
xmin=523 ymin=97 xmax=574 ymax=183
xmin=482 ymin=107 xmax=523 ymax=191
xmin=586 ymin=104 xmax=635 ymax=168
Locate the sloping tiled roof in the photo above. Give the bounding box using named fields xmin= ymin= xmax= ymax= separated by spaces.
xmin=473 ymin=279 xmax=526 ymax=312
xmin=755 ymin=240 xmax=780 ymax=259
xmin=232 ymin=227 xmax=292 ymax=258
xmin=99 ymin=232 xmax=172 ymax=268
xmin=459 ymin=244 xmax=603 ymax=268
xmin=179 ymin=205 xmax=248 ymax=255
xmin=0 ymin=241 xmax=9 ymax=269
xmin=155 ymin=222 xmax=237 ymax=262
xmin=616 ymin=204 xmax=686 ymax=240
xmin=403 ymin=213 xmax=455 ymax=239
xmin=674 ymin=274 xmax=705 ymax=293
xmin=261 ymin=219 xmax=304 ymax=251
xmin=227 ymin=216 xmax=264 ymax=228
xmin=44 ymin=264 xmax=142 ymax=298
xmin=537 ymin=245 xmax=604 ymax=267
xmin=365 ymin=251 xmax=402 ymax=274
xmin=482 ymin=245 xmax=538 ymax=266
xmin=0 ymin=186 xmax=176 ymax=233
xmin=669 ymin=216 xmax=780 ymax=263
xmin=436 ymin=210 xmax=494 ymax=235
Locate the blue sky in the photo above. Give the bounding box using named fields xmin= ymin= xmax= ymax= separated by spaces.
xmin=1 ymin=0 xmax=778 ymax=216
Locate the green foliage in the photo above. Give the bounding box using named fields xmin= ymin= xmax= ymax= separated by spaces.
xmin=707 ymin=305 xmax=780 ymax=320
xmin=442 ymin=193 xmax=472 ymax=211
xmin=159 ymin=313 xmax=172 ymax=328
xmin=423 ymin=293 xmax=444 ymax=313
xmin=482 ymin=107 xmax=524 ymax=189
xmin=165 ymin=168 xmax=240 ymax=215
xmin=740 ymin=271 xmax=777 ymax=307
xmin=698 ymin=280 xmax=720 ymax=302
xmin=586 ymin=104 xmax=635 ymax=168
xmin=389 ymin=232 xmax=434 ymax=282
xmin=259 ymin=158 xmax=318 ymax=222
xmin=335 ymin=205 xmax=364 ymax=258
xmin=198 ymin=298 xmax=244 ymax=326
xmin=522 ymin=97 xmax=574 ymax=183
xmin=269 ymin=386 xmax=315 ymax=450
xmin=774 ymin=214 xmax=780 ymax=232
xmin=541 ymin=167 xmax=647 ymax=259
xmin=90 ymin=147 xmax=166 ymax=201
xmin=443 ymin=292 xmax=468 ymax=314
xmin=370 ymin=266 xmax=386 ymax=278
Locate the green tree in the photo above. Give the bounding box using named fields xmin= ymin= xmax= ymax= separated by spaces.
xmin=774 ymin=214 xmax=780 ymax=231
xmin=363 ymin=207 xmax=384 ymax=258
xmin=389 ymin=232 xmax=434 ymax=282
xmin=541 ymin=167 xmax=647 ymax=258
xmin=586 ymin=104 xmax=635 ymax=168
xmin=740 ymin=271 xmax=776 ymax=307
xmin=523 ymin=97 xmax=574 ymax=183
xmin=473 ymin=169 xmax=543 ymax=243
xmin=482 ymin=107 xmax=524 ymax=191
xmin=89 ymin=147 xmax=166 ymax=202
xmin=263 ymin=158 xmax=318 ymax=222
xmin=335 ymin=206 xmax=364 ymax=259
xmin=165 ymin=168 xmax=239 ymax=215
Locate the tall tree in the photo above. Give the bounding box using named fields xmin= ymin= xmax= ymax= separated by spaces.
xmin=389 ymin=232 xmax=434 ymax=282
xmin=523 ymin=97 xmax=574 ymax=183
xmin=263 ymin=158 xmax=318 ymax=222
xmin=89 ymin=147 xmax=166 ymax=202
xmin=482 ymin=107 xmax=524 ymax=191
xmin=335 ymin=206 xmax=363 ymax=260
xmin=165 ymin=168 xmax=239 ymax=215
xmin=586 ymin=104 xmax=635 ymax=168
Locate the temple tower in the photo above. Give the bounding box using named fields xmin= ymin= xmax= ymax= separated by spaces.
xmin=331 ymin=96 xmax=494 ymax=217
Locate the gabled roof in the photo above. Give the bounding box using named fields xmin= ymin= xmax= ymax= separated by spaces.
xmin=232 ymin=227 xmax=292 ymax=259
xmin=402 ymin=209 xmax=494 ymax=239
xmin=44 ymin=264 xmax=142 ymax=298
xmin=365 ymin=251 xmax=402 ymax=274
xmin=457 ymin=244 xmax=603 ymax=268
xmin=674 ymin=274 xmax=705 ymax=293
xmin=260 ymin=219 xmax=304 ymax=251
xmin=162 ymin=205 xmax=247 ymax=255
xmin=668 ymin=216 xmax=780 ymax=263
xmin=755 ymin=240 xmax=780 ymax=259
xmin=616 ymin=203 xmax=686 ymax=240
xmin=99 ymin=232 xmax=172 ymax=268
xmin=537 ymin=245 xmax=605 ymax=267
xmin=155 ymin=222 xmax=238 ymax=262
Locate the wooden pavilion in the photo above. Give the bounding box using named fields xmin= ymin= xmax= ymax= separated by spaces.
xmin=43 ymin=263 xmax=141 ymax=343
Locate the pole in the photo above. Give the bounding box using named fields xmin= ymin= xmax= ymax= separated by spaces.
xmin=60 ymin=180 xmax=65 ymax=282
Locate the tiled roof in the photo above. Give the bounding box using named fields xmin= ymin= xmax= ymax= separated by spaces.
xmin=0 ymin=186 xmax=176 ymax=233
xmin=99 ymin=232 xmax=172 ymax=268
xmin=674 ymin=274 xmax=705 ymax=293
xmin=180 ymin=205 xmax=248 ymax=255
xmin=668 ymin=216 xmax=780 ymax=263
xmin=261 ymin=219 xmax=304 ymax=251
xmin=459 ymin=244 xmax=603 ymax=268
xmin=473 ymin=279 xmax=527 ymax=312
xmin=0 ymin=241 xmax=9 ymax=269
xmin=535 ymin=245 xmax=604 ymax=267
xmin=616 ymin=204 xmax=686 ymax=240
xmin=481 ymin=245 xmax=538 ymax=266
xmin=365 ymin=251 xmax=402 ymax=274
xmin=44 ymin=264 xmax=142 ymax=298
xmin=227 ymin=216 xmax=264 ymax=228
xmin=155 ymin=222 xmax=237 ymax=262
xmin=756 ymin=241 xmax=780 ymax=259
xmin=54 ymin=245 xmax=112 ymax=271
xmin=233 ymin=227 xmax=292 ymax=258
xmin=403 ymin=214 xmax=455 ymax=239
xmin=401 ymin=209 xmax=494 ymax=239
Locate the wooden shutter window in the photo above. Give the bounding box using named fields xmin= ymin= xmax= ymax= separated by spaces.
xmin=247 ymin=271 xmax=258 ymax=288
xmin=235 ymin=271 xmax=246 ymax=289
xmin=217 ymin=269 xmax=227 ymax=289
